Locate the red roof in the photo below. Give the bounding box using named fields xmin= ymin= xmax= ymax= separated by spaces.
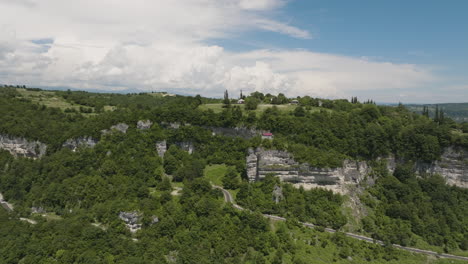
xmin=262 ymin=132 xmax=273 ymax=136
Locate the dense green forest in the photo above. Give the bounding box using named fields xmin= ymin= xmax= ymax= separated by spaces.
xmin=0 ymin=86 xmax=467 ymax=263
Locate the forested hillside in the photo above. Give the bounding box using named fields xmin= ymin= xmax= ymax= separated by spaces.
xmin=0 ymin=86 xmax=467 ymax=263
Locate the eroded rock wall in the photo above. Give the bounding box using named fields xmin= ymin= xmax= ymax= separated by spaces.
xmin=249 ymin=148 xmax=370 ymax=194
xmin=0 ymin=134 xmax=47 ymax=158
xmin=62 ymin=137 xmax=98 ymax=152
xmin=207 ymin=126 xmax=259 ymax=139
xmin=416 ymin=147 xmax=468 ymax=188
xmin=248 ymin=147 xmax=468 ymax=193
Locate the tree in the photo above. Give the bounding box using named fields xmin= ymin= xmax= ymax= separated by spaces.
xmin=222 ymin=167 xmax=240 ymax=189
xmin=223 ymin=90 xmax=230 ymax=107
xmin=245 ymin=97 xmax=260 ymax=110
xmin=293 ymin=106 xmax=305 ymax=117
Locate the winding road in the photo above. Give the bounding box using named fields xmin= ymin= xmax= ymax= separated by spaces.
xmin=213 ymin=186 xmax=468 ymax=262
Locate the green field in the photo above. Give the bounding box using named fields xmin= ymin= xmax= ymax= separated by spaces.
xmin=17 ymin=88 xmax=98 ymax=115
xmin=198 ymin=103 xmax=326 ymax=116
xmin=17 ymin=88 xmax=115 ymax=116
xmin=204 ymin=164 xmax=229 ymax=185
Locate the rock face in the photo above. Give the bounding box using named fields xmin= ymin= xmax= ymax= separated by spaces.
xmin=247 ymin=147 xmax=468 ymax=193
xmin=246 ymin=149 xmax=258 ymax=181
xmin=31 ymin=206 xmax=46 ymax=214
xmin=156 ymin=140 xmax=167 ymax=157
xmin=207 ymin=126 xmax=258 ymax=139
xmin=119 ymin=211 xmax=142 ymax=233
xmin=62 ymin=137 xmax=98 ymax=152
xmin=137 ymin=120 xmax=153 ymax=130
xmin=272 ymin=185 xmax=284 ymax=204
xmin=0 ymin=134 xmax=47 ymax=158
xmin=416 ymin=147 xmax=468 ymax=188
xmin=102 ymin=123 xmax=129 ymax=134
xmin=111 ymin=123 xmax=129 ymax=133
xmin=175 ymin=141 xmax=194 ymax=154
xmin=247 ymin=148 xmax=370 ymax=194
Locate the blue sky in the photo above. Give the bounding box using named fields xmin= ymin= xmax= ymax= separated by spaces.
xmin=0 ymin=0 xmax=467 ymax=103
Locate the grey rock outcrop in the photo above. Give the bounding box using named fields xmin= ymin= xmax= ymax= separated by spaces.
xmin=247 ymin=147 xmax=468 ymax=193
xmin=137 ymin=120 xmax=153 ymax=130
xmin=0 ymin=134 xmax=47 ymax=158
xmin=31 ymin=206 xmax=46 ymax=214
xmin=62 ymin=137 xmax=98 ymax=152
xmin=248 ymin=148 xmax=370 ymax=194
xmin=102 ymin=123 xmax=129 ymax=135
xmin=246 ymin=149 xmax=258 ymax=181
xmin=161 ymin=122 xmax=181 ymax=129
xmin=156 ymin=140 xmax=167 ymax=157
xmin=151 ymin=216 xmax=159 ymax=224
xmin=272 ymin=185 xmax=283 ymax=204
xmin=111 ymin=123 xmax=129 ymax=133
xmin=207 ymin=126 xmax=259 ymax=139
xmin=119 ymin=211 xmax=142 ymax=233
xmin=175 ymin=141 xmax=194 ymax=154
xmin=416 ymin=147 xmax=468 ymax=188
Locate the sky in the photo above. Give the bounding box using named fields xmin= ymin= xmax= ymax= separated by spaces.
xmin=0 ymin=0 xmax=467 ymax=103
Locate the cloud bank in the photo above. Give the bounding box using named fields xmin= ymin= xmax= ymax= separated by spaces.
xmin=0 ymin=0 xmax=461 ymax=102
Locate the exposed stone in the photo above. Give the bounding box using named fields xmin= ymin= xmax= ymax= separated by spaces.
xmin=31 ymin=206 xmax=46 ymax=214
xmin=415 ymin=147 xmax=468 ymax=188
xmin=247 ymin=147 xmax=468 ymax=193
xmin=111 ymin=123 xmax=129 ymax=133
xmin=175 ymin=141 xmax=194 ymax=154
xmin=137 ymin=120 xmax=153 ymax=130
xmin=0 ymin=192 xmax=14 ymax=212
xmin=246 ymin=148 xmax=258 ymax=182
xmin=272 ymin=185 xmax=283 ymax=204
xmin=156 ymin=140 xmax=167 ymax=157
xmin=62 ymin=137 xmax=98 ymax=152
xmin=161 ymin=122 xmax=181 ymax=129
xmin=0 ymin=134 xmax=47 ymax=158
xmin=119 ymin=211 xmax=142 ymax=233
xmin=102 ymin=123 xmax=129 ymax=135
xmin=151 ymin=216 xmax=159 ymax=224
xmin=248 ymin=148 xmax=372 ymax=194
xmin=206 ymin=126 xmax=259 ymax=139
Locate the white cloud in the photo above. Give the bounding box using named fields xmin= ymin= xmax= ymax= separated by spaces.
xmin=0 ymin=0 xmax=463 ymax=102
xmin=238 ymin=0 xmax=285 ymax=10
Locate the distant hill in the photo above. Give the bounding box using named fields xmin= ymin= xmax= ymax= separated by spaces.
xmin=406 ymin=103 xmax=468 ymax=122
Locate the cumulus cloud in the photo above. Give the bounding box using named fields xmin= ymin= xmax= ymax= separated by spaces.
xmin=238 ymin=0 xmax=286 ymax=10
xmin=0 ymin=0 xmax=462 ymax=102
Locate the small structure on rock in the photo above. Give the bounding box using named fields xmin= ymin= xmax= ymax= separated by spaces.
xmin=261 ymin=132 xmax=273 ymax=140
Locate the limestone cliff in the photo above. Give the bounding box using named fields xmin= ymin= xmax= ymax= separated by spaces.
xmin=416 ymin=147 xmax=468 ymax=188
xmin=156 ymin=140 xmax=167 ymax=157
xmin=247 ymin=147 xmax=467 ymax=193
xmin=62 ymin=137 xmax=98 ymax=152
xmin=248 ymin=148 xmax=370 ymax=194
xmin=207 ymin=126 xmax=258 ymax=139
xmin=0 ymin=134 xmax=47 ymax=158
xmin=137 ymin=120 xmax=153 ymax=130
